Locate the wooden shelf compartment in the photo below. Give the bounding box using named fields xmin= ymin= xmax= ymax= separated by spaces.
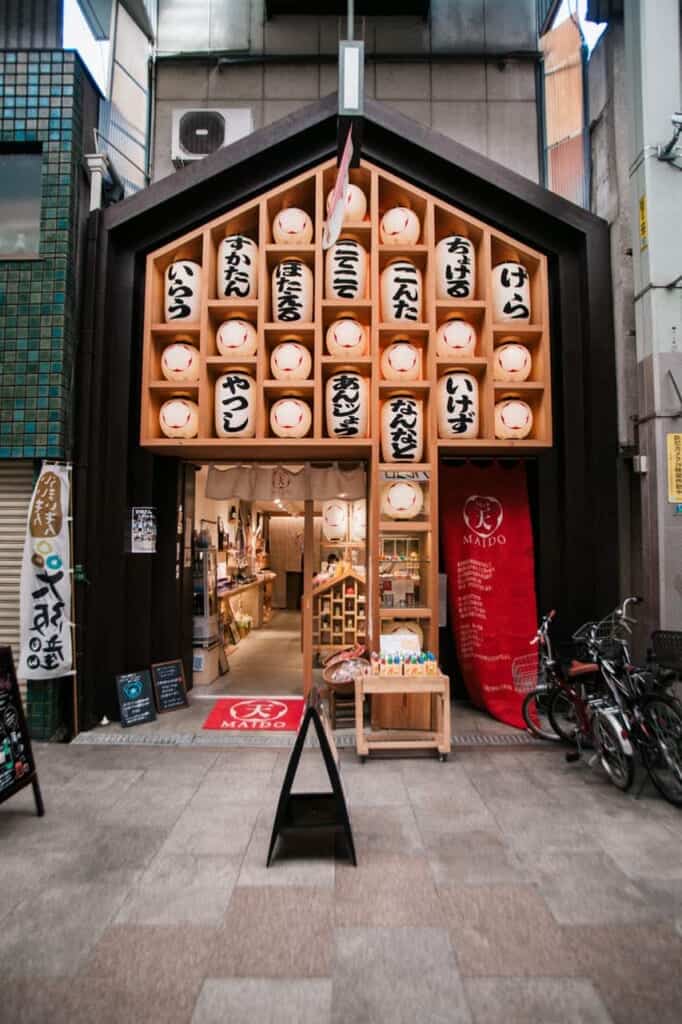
xmin=263 ymin=175 xmax=317 ymax=246
xmin=379 ymin=607 xmax=432 ymax=619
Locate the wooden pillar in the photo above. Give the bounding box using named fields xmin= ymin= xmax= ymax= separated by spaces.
xmin=302 ymin=497 xmax=314 ymax=698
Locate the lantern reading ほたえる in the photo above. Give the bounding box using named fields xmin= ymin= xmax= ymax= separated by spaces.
xmin=272 ymin=259 xmax=313 ymax=323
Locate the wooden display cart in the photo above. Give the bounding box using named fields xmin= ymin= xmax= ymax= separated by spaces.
xmin=355 ymin=672 xmax=451 ymax=761
xmin=312 ymin=569 xmax=367 ymax=658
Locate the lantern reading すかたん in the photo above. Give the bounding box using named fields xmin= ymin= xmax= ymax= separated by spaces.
xmin=435 ymin=319 xmax=477 ymax=358
xmin=380 ymin=207 xmax=421 ymax=245
xmin=381 ymin=481 xmax=424 ymax=520
xmin=326 ymin=183 xmax=367 ymax=224
xmin=271 ymin=341 xmax=312 ymax=381
xmin=325 ymin=372 xmax=369 ymax=438
xmin=492 ymin=262 xmax=531 ymax=323
xmin=272 ymin=208 xmax=313 ymax=245
xmin=216 ymin=236 xmax=258 ymax=300
xmin=494 ymin=397 xmax=533 ymax=439
xmin=325 ymin=238 xmax=367 ymax=301
xmin=437 ymin=372 xmax=479 ymax=438
xmin=164 ymin=260 xmax=201 ymax=323
xmin=159 ymin=397 xmax=199 ymax=438
xmin=270 ymin=397 xmax=312 ymax=438
xmin=272 ymin=259 xmax=313 ymax=323
xmin=216 ymin=319 xmax=258 ymax=357
xmin=381 ymin=395 xmax=424 ymax=462
xmin=325 ymin=318 xmax=367 ymax=358
xmin=215 ymin=372 xmax=256 ymax=438
xmin=322 ymin=500 xmax=348 ymax=542
xmin=493 ymin=342 xmax=532 ymax=382
xmin=436 ymin=236 xmax=475 ymax=299
xmin=381 ymin=259 xmax=422 ymax=324
xmin=161 ymin=341 xmax=200 ymax=383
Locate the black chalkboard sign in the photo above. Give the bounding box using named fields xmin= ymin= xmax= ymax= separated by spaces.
xmin=0 ymin=646 xmax=44 ymax=816
xmin=151 ymin=659 xmax=189 ymax=714
xmin=267 ymin=690 xmax=355 ymax=867
xmin=116 ymin=670 xmax=157 ymax=728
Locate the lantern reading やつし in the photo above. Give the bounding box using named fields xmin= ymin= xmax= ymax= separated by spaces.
xmin=381 ymin=341 xmax=420 ymax=381
xmin=350 ymin=499 xmax=366 ymax=542
xmin=381 ymin=259 xmax=422 ymax=324
xmin=493 ymin=342 xmax=532 ymax=383
xmin=381 ymin=395 xmax=424 ymax=462
xmin=326 ymin=183 xmax=368 ymax=224
xmin=215 ymin=372 xmax=256 ymax=438
xmin=272 ymin=208 xmax=313 ymax=245
xmin=492 ymin=261 xmax=531 ymax=323
xmin=325 ymin=238 xmax=367 ymax=301
xmin=325 ymin=372 xmax=369 ymax=438
xmin=380 ymin=207 xmax=421 ymax=245
xmin=160 ymin=341 xmax=200 ymax=383
xmin=216 ymin=319 xmax=258 ymax=357
xmin=436 ymin=236 xmax=476 ymax=300
xmin=322 ymin=500 xmax=348 ymax=543
xmin=436 ymin=319 xmax=477 ymax=358
xmin=381 ymin=481 xmax=424 ymax=520
xmin=270 ymin=397 xmax=312 ymax=438
xmin=272 ymin=259 xmax=313 ymax=324
xmin=325 ymin=318 xmax=367 ymax=358
xmin=159 ymin=397 xmax=199 ymax=438
xmin=216 ymin=236 xmax=258 ymax=300
xmin=164 ymin=260 xmax=201 ymax=323
xmin=437 ymin=372 xmax=479 ymax=438
xmin=495 ymin=397 xmax=533 ymax=439
xmin=271 ymin=341 xmax=312 ymax=381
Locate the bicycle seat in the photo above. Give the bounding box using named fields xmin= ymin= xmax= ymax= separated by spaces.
xmin=567 ymin=660 xmax=598 ymax=677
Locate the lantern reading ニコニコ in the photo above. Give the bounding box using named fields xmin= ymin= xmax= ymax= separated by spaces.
xmin=492 ymin=261 xmax=531 ymax=323
xmin=216 ymin=319 xmax=258 ymax=357
xmin=216 ymin=236 xmax=258 ymax=300
xmin=380 ymin=207 xmax=421 ymax=245
xmin=325 ymin=372 xmax=369 ymax=438
xmin=325 ymin=238 xmax=368 ymax=301
xmin=164 ymin=261 xmax=201 ymax=324
xmin=437 ymin=372 xmax=479 ymax=439
xmin=436 ymin=235 xmax=475 ymax=299
xmin=270 ymin=397 xmax=312 ymax=438
xmin=272 ymin=208 xmax=313 ymax=245
xmin=272 ymin=259 xmax=314 ymax=323
xmin=214 ymin=372 xmax=256 ymax=438
xmin=270 ymin=341 xmax=312 ymax=381
xmin=159 ymin=397 xmax=199 ymax=438
xmin=381 ymin=395 xmax=424 ymax=462
xmin=381 ymin=259 xmax=422 ymax=324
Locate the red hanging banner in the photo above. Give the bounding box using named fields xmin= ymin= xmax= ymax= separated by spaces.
xmin=439 ymin=463 xmax=537 ymax=729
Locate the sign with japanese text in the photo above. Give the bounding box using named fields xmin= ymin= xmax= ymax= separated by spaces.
xmin=116 ymin=670 xmax=157 ymax=728
xmin=151 ymin=659 xmax=189 ymax=714
xmin=19 ymin=463 xmax=72 ymax=680
xmin=667 ymin=433 xmax=682 ymax=503
xmin=0 ymin=646 xmax=44 ymax=814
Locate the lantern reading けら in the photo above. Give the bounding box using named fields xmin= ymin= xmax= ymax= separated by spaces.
xmin=492 ymin=261 xmax=531 ymax=323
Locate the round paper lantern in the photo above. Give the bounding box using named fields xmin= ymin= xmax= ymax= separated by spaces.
xmin=436 ymin=236 xmax=476 ymax=299
xmin=326 ymin=183 xmax=368 ymax=224
xmin=380 ymin=207 xmax=421 ymax=245
xmin=160 ymin=341 xmax=200 ymax=383
xmin=164 ymin=260 xmax=201 ymax=323
xmin=350 ymin=499 xmax=366 ymax=542
xmin=495 ymin=397 xmax=534 ymax=440
xmin=493 ymin=342 xmax=532 ymax=383
xmin=435 ymin=319 xmax=477 ymax=358
xmin=271 ymin=341 xmax=312 ymax=381
xmin=322 ymin=500 xmax=348 ymax=543
xmin=381 ymin=394 xmax=424 ymax=462
xmin=381 ymin=259 xmax=422 ymax=324
xmin=216 ymin=236 xmax=258 ymax=300
xmin=216 ymin=319 xmax=258 ymax=357
xmin=381 ymin=341 xmax=420 ymax=382
xmin=437 ymin=372 xmax=479 ymax=438
xmin=325 ymin=238 xmax=368 ymax=300
xmin=383 ymin=620 xmax=424 ymax=648
xmin=325 ymin=372 xmax=369 ymax=438
xmin=272 ymin=258 xmax=313 ymax=323
xmin=272 ymin=207 xmax=313 ymax=245
xmin=270 ymin=397 xmax=312 ymax=438
xmin=215 ymin=372 xmax=256 ymax=438
xmin=325 ymin=318 xmax=367 ymax=358
xmin=381 ymin=481 xmax=424 ymax=520
xmin=492 ymin=261 xmax=531 ymax=323
xmin=159 ymin=397 xmax=199 ymax=438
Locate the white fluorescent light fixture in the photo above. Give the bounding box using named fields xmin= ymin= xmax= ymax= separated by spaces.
xmin=339 ymin=40 xmax=364 ymax=117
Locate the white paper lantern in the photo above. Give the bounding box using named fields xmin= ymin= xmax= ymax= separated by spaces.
xmin=326 ymin=183 xmax=368 ymax=224
xmin=381 ymin=259 xmax=422 ymax=324
xmin=325 ymin=238 xmax=368 ymax=300
xmin=160 ymin=342 xmax=200 ymax=383
xmin=436 ymin=236 xmax=476 ymax=299
xmin=495 ymin=397 xmax=534 ymax=440
xmin=272 ymin=258 xmax=313 ymax=323
xmin=164 ymin=260 xmax=201 ymax=323
xmin=322 ymin=500 xmax=348 ymax=543
xmin=270 ymin=397 xmax=312 ymax=438
xmin=216 ymin=236 xmax=258 ymax=300
xmin=383 ymin=620 xmax=424 ymax=648
xmin=159 ymin=397 xmax=199 ymax=438
xmin=216 ymin=319 xmax=258 ymax=357
xmin=350 ymin=499 xmax=366 ymax=542
xmin=215 ymin=372 xmax=256 ymax=438
xmin=381 ymin=395 xmax=424 ymax=462
xmin=380 ymin=207 xmax=421 ymax=245
xmin=437 ymin=372 xmax=479 ymax=438
xmin=492 ymin=261 xmax=531 ymax=323
xmin=493 ymin=342 xmax=532 ymax=383
xmin=271 ymin=341 xmax=312 ymax=381
xmin=272 ymin=207 xmax=314 ymax=245
xmin=381 ymin=341 xmax=420 ymax=382
xmin=435 ymin=319 xmax=477 ymax=358
xmin=325 ymin=318 xmax=368 ymax=358
xmin=381 ymin=481 xmax=424 ymax=519
xmin=325 ymin=372 xmax=369 ymax=438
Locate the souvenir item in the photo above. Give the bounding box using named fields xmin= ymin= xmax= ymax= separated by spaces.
xmin=160 ymin=341 xmax=200 ymax=382
xmin=215 ymin=372 xmax=256 ymax=438
xmin=435 ymin=318 xmax=477 ymax=358
xmin=325 ymin=318 xmax=368 ymax=358
xmin=270 ymin=341 xmax=312 ymax=381
xmin=164 ymin=260 xmax=201 ymax=323
xmin=437 ymin=372 xmax=479 ymax=438
xmin=381 ymin=481 xmax=424 ymax=519
xmin=380 ymin=207 xmax=421 ymax=245
xmin=159 ymin=397 xmax=199 ymax=438
xmin=492 ymin=261 xmax=531 ymax=323
xmin=272 ymin=258 xmax=313 ymax=323
xmin=270 ymin=397 xmax=312 ymax=438
xmin=350 ymin=499 xmax=366 ymax=542
xmin=494 ymin=397 xmax=533 ymax=439
xmin=216 ymin=319 xmax=258 ymax=357
xmin=380 ymin=341 xmax=420 ymax=382
xmin=381 ymin=395 xmax=424 ymax=462
xmin=493 ymin=342 xmax=532 ymax=382
xmin=381 ymin=259 xmax=422 ymax=324
xmin=436 ymin=235 xmax=476 ymax=299
xmin=322 ymin=500 xmax=348 ymax=543
xmin=325 ymin=238 xmax=367 ymax=300
xmin=325 ymin=372 xmax=369 ymax=438
xmin=272 ymin=207 xmax=313 ymax=245
xmin=326 ymin=183 xmax=367 ymax=223
xmin=216 ymin=236 xmax=258 ymax=299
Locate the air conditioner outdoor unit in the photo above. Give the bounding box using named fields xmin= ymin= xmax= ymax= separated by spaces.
xmin=171 ymin=108 xmax=254 ymax=166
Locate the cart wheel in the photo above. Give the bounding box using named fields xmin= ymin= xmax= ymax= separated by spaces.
xmin=359 ymin=755 xmax=367 ymax=764
xmin=439 ymin=754 xmax=448 ymax=763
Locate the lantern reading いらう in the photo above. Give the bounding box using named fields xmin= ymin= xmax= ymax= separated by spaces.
xmin=164 ymin=261 xmax=201 ymax=323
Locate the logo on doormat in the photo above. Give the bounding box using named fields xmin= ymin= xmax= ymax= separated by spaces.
xmin=202 ymin=697 xmax=305 ymax=731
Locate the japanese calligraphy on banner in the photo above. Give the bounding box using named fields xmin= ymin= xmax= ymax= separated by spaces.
xmin=667 ymin=433 xmax=682 ymax=503
xmin=19 ymin=463 xmax=72 ymax=680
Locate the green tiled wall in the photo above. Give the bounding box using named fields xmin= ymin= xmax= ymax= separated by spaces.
xmin=0 ymin=50 xmax=87 ymax=459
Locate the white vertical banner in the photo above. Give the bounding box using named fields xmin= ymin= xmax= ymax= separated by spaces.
xmin=322 ymin=127 xmax=353 ymax=251
xmin=19 ymin=463 xmax=73 ymax=679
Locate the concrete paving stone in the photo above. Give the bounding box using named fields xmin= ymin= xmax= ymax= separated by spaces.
xmin=591 ymin=820 xmax=682 ymax=881
xmin=349 ymin=804 xmax=424 ymax=858
xmin=115 ymin=883 xmax=232 ymax=926
xmin=48 ymin=824 xmax=168 ymax=885
xmin=212 ymin=749 xmax=281 ymax=773
xmin=192 ymin=978 xmax=332 ymax=1024
xmin=413 ymin=800 xmax=500 ymax=836
xmin=161 ymin=802 xmax=259 ymax=857
xmin=425 ymin=829 xmax=527 ymax=887
xmin=97 ymin=783 xmax=199 ymax=829
xmin=83 ymin=923 xmax=217 ymax=993
xmin=238 ymin=825 xmax=336 ymax=888
xmin=533 ymin=849 xmax=657 ymax=926
xmin=0 ymin=851 xmax=75 ymax=923
xmin=343 ymin=766 xmax=409 ymax=807
xmin=507 ymin=822 xmax=604 ymax=869
xmin=332 ymin=927 xmax=471 ymax=1024
xmin=190 ymin=770 xmax=272 ymax=806
xmin=441 ymin=884 xmax=582 ymax=977
xmin=335 ymin=852 xmax=443 ymax=927
xmin=469 ymin=767 xmax=550 ymax=804
xmin=2 ymin=977 xmax=197 ymax=1024
xmin=139 ymin=851 xmax=241 ymax=891
xmin=464 ymin=977 xmax=614 ymax=1024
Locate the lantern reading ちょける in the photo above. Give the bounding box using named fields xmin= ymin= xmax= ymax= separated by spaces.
xmin=436 ymin=236 xmax=475 ymax=299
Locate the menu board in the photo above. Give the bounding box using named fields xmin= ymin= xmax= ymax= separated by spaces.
xmin=0 ymin=646 xmax=44 ymax=815
xmin=115 ymin=670 xmax=157 ymax=728
xmin=151 ymin=660 xmax=189 ymax=714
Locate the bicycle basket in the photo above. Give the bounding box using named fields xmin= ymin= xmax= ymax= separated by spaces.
xmin=511 ymin=652 xmax=547 ymax=693
xmin=651 ymin=630 xmax=682 ymax=673
xmin=573 ymin=615 xmax=629 ymax=662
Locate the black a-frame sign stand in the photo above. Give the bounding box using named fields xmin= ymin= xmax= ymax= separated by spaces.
xmin=267 ymin=692 xmax=356 ymax=867
xmin=0 ymin=647 xmax=45 ymax=818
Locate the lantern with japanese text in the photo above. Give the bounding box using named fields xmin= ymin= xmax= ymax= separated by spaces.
xmin=381 ymin=394 xmax=424 ymax=462
xmin=216 ymin=236 xmax=258 ymax=300
xmin=322 ymin=500 xmax=348 ymax=543
xmin=435 ymin=318 xmax=477 ymax=358
xmin=380 ymin=259 xmax=422 ymax=324
xmin=380 ymin=207 xmax=421 ymax=245
xmin=325 ymin=372 xmax=369 ymax=438
xmin=215 ymin=372 xmax=256 ymax=438
xmin=380 ymin=341 xmax=421 ymax=382
xmin=272 ymin=207 xmax=314 ymax=245
xmin=381 ymin=480 xmax=424 ymax=520
xmin=350 ymin=499 xmax=366 ymax=542
xmin=216 ymin=319 xmax=258 ymax=357
xmin=164 ymin=260 xmax=201 ymax=323
xmin=494 ymin=396 xmax=534 ymax=439
xmin=436 ymin=236 xmax=476 ymax=299
xmin=159 ymin=397 xmax=199 ymax=438
xmin=160 ymin=341 xmax=200 ymax=383
xmin=325 ymin=238 xmax=367 ymax=300
xmin=493 ymin=341 xmax=532 ymax=383
xmin=270 ymin=397 xmax=312 ymax=438
xmin=437 ymin=372 xmax=479 ymax=438
xmin=272 ymin=258 xmax=313 ymax=323
xmin=271 ymin=341 xmax=312 ymax=381
xmin=326 ymin=183 xmax=368 ymax=224
xmin=325 ymin=318 xmax=368 ymax=358
xmin=492 ymin=261 xmax=531 ymax=323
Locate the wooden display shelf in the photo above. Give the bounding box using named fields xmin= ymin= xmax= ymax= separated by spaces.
xmin=379 ymin=607 xmax=431 ymax=618
xmin=379 ymin=520 xmax=430 ymax=531
xmin=355 ymin=672 xmax=451 ymax=760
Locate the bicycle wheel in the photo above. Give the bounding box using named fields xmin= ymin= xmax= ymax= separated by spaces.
xmin=522 ymin=687 xmax=560 ymax=741
xmin=641 ymin=695 xmax=682 ymax=807
xmin=593 ymin=711 xmax=634 ymax=791
xmin=548 ymin=687 xmax=581 ymax=744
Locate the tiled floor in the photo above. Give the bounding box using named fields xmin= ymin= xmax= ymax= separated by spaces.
xmin=200 ymin=609 xmax=304 ymax=697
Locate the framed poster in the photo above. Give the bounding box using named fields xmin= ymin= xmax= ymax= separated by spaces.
xmin=131 ymin=506 xmax=157 ymax=554
xmin=151 ymin=659 xmax=189 ymax=714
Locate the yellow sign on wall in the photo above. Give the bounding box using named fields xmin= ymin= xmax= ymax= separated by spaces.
xmin=639 ymin=194 xmax=648 ymax=251
xmin=667 ymin=433 xmax=682 ymax=502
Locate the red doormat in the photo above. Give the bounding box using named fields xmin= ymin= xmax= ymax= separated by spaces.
xmin=202 ymin=697 xmax=305 ymax=732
